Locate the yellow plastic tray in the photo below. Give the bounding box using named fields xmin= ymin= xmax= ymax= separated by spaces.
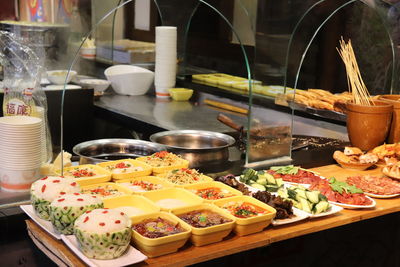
xmin=135 ymin=154 xmax=189 ymax=175
xmin=103 ymin=195 xmax=160 ymax=218
xmin=183 ymin=181 xmax=242 ymax=203
xmin=214 ymin=195 xmax=276 ymax=236
xmin=142 ymin=188 xmax=203 ymax=212
xmin=157 ymin=170 xmax=213 ymax=187
xmin=115 ymin=176 xmax=173 ymax=194
xmin=80 ymin=182 xmax=132 ymax=200
xmin=97 ymin=159 xmax=152 ymax=180
xmin=131 ymin=211 xmax=191 ymax=258
xmin=172 ymin=203 xmax=236 ymax=246
xmin=56 ymin=164 xmax=111 ymax=186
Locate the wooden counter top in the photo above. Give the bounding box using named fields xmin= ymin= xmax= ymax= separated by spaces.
xmin=26 ymin=164 xmax=400 ymax=267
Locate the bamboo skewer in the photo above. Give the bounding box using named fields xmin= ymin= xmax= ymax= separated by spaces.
xmin=337 ymin=38 xmax=372 ymax=106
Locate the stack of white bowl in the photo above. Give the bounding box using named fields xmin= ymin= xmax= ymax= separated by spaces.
xmin=0 ymin=116 xmax=43 ymax=192
xmin=155 ymin=26 xmax=177 ymax=98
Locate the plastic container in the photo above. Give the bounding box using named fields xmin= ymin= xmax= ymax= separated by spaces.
xmin=97 ymin=159 xmax=152 ymax=180
xmin=156 ymin=172 xmax=214 ymax=187
xmin=56 ymin=164 xmax=111 ymax=186
xmin=115 ymin=176 xmax=173 ymax=194
xmin=183 ymin=181 xmax=242 ymax=203
xmin=169 ymin=88 xmax=193 ymax=101
xmin=214 ymin=195 xmax=276 ymax=236
xmin=172 ymin=203 xmax=236 ymax=246
xmin=103 ymin=195 xmax=160 ymax=218
xmin=80 ymin=182 xmax=133 ymax=199
xmin=46 ymin=70 xmax=77 ymax=85
xmin=142 ymin=188 xmax=203 ymax=212
xmin=131 ymin=211 xmax=191 ymax=257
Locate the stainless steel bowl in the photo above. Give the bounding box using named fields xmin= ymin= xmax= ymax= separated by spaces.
xmin=150 ymin=130 xmax=236 ymax=168
xmin=73 ymin=139 xmax=166 ymax=165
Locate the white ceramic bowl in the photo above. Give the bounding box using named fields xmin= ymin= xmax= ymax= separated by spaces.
xmin=80 ymin=79 xmax=110 ymax=93
xmin=104 ymin=65 xmax=154 ymax=96
xmin=47 ymin=70 xmax=77 ymax=85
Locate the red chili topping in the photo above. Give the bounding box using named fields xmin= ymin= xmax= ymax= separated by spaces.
xmin=182 ymin=168 xmax=192 ymax=174
xmin=41 ymin=176 xmax=48 ymax=180
xmin=57 ymin=198 xmax=65 ymax=202
xmin=120 ymin=212 xmax=125 ymax=216
xmin=71 ymin=182 xmax=77 ymax=186
xmin=74 ymin=193 xmax=80 ymax=195
xmin=72 ymin=169 xmax=95 ymax=178
xmin=41 ymin=184 xmax=46 ymax=193
xmin=92 ymin=196 xmax=97 ymax=198
xmin=59 ymin=192 xmax=66 ymax=195
xmin=77 ymin=198 xmax=84 ymax=201
xmin=154 ymin=151 xmax=168 ymax=158
xmin=99 ymin=222 xmax=105 ymax=226
xmin=86 ymin=210 xmax=91 ymax=214
xmin=53 ymin=180 xmax=60 ymax=183
xmin=115 ymin=162 xmax=130 ymax=169
xmin=83 ymin=216 xmax=89 ymax=223
xmin=102 ymin=210 xmax=108 ymax=214
xmin=115 ymin=220 xmax=121 ymax=224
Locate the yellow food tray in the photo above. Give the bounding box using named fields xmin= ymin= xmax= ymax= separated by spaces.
xmin=214 ymin=195 xmax=276 ymax=236
xmin=103 ymin=195 xmax=160 ymax=218
xmin=80 ymin=182 xmax=133 ymax=200
xmin=142 ymin=187 xmax=203 ymax=212
xmin=171 ymin=203 xmax=236 ymax=246
xmin=183 ymin=181 xmax=242 ymax=203
xmin=115 ymin=176 xmax=173 ymax=194
xmin=131 ymin=211 xmax=191 ymax=258
xmin=56 ymin=164 xmax=111 ymax=186
xmin=157 ymin=170 xmax=213 ymax=187
xmin=135 ymin=154 xmax=189 ymax=175
xmin=97 ymin=159 xmax=152 ymax=180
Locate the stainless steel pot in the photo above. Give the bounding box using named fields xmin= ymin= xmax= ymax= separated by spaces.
xmin=150 ymin=130 xmax=236 ymax=168
xmin=73 ymin=139 xmax=166 ymax=165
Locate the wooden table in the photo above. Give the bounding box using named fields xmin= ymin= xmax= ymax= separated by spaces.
xmin=26 ymin=164 xmax=400 ymax=267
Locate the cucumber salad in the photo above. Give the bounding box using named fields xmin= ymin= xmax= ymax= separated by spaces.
xmin=239 ymin=168 xmax=284 ymax=192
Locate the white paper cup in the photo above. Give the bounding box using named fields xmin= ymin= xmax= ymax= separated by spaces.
xmin=0 ymin=166 xmax=40 ymax=192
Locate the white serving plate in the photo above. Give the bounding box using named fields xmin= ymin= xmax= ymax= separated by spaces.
xmin=61 ymin=235 xmax=147 ymax=267
xmin=20 ymin=204 xmax=61 ymax=240
xmin=272 ymin=207 xmax=309 ymax=226
xmin=328 ymin=196 xmax=376 ymax=209
xmin=364 ymin=192 xmax=400 ymax=199
xmin=308 ymin=203 xmax=343 ymax=218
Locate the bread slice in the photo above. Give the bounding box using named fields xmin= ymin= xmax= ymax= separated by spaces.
xmin=344 ymin=146 xmax=363 ymax=156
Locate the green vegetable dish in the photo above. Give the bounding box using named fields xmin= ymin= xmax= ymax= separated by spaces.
xmin=240 ymin=168 xmax=284 ymax=192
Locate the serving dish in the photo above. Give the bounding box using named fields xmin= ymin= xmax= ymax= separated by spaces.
xmin=328 ymin=196 xmax=376 ymax=209
xmin=183 ymin=181 xmax=242 ymax=202
xmin=136 ymin=151 xmax=189 ymax=174
xmin=169 ymin=88 xmax=193 ymax=101
xmin=103 ymin=195 xmax=160 ymax=217
xmin=80 ymin=183 xmax=133 ymax=199
xmin=61 ymin=235 xmax=147 ymax=267
xmin=47 ymin=70 xmax=77 ymax=85
xmin=142 ymin=187 xmax=204 ymax=212
xmin=73 ymin=139 xmax=166 ymax=165
xmin=363 ymin=192 xmax=400 ymax=199
xmin=115 ymin=176 xmax=173 ymax=194
xmin=271 ymin=208 xmax=309 ymax=226
xmin=157 ymin=168 xmax=214 ymax=187
xmin=149 ymin=130 xmax=235 ymax=168
xmin=97 ymin=159 xmax=152 ymax=179
xmin=56 ymin=164 xmax=112 ymax=186
xmin=79 ymin=78 xmax=110 ymax=93
xmin=131 ymin=212 xmax=191 ymax=257
xmin=172 ymin=203 xmax=236 ymax=246
xmin=214 ymin=195 xmax=276 ymax=236
xmin=20 ymin=205 xmax=62 ymax=240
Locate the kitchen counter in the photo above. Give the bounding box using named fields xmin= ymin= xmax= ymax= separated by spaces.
xmin=94 ymin=92 xmax=348 ymax=140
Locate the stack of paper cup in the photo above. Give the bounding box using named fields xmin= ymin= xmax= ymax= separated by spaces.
xmin=0 ymin=116 xmax=43 ymax=192
xmin=155 ymin=26 xmax=177 ymax=98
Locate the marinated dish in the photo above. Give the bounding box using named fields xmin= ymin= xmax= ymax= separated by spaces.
xmin=120 ymin=180 xmax=163 ymax=192
xmin=221 ymin=201 xmax=270 ymax=218
xmin=132 ymin=217 xmax=185 ymax=238
xmin=82 ymin=184 xmax=125 ymax=198
xmin=347 ymin=175 xmax=400 ymax=195
xmin=267 ymin=165 xmax=323 ymax=184
xmin=139 ymin=151 xmax=184 ymax=167
xmin=64 ymin=166 xmax=97 ymax=178
xmin=164 ymin=168 xmax=209 ymax=185
xmin=191 ymin=187 xmax=235 ymax=200
xmin=178 ymin=210 xmax=232 ymax=228
xmin=310 ymin=177 xmax=372 ymax=206
xmin=102 ymin=160 xmax=144 ymax=174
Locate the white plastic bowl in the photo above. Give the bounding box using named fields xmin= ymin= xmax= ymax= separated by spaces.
xmin=47 ymin=70 xmax=77 ymax=85
xmin=104 ymin=65 xmax=154 ymax=96
xmin=79 ymin=79 xmax=110 ymax=93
